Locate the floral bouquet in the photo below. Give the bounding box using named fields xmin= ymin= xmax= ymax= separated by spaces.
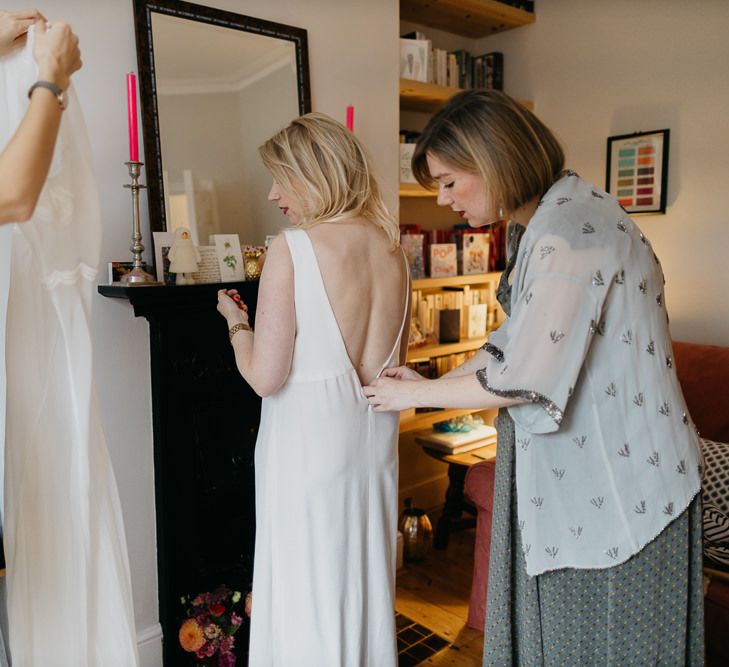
xmin=179 ymin=585 xmax=244 ymax=667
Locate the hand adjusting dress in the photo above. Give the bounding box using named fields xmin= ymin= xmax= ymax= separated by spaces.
xmin=248 ymin=229 xmax=408 ymax=666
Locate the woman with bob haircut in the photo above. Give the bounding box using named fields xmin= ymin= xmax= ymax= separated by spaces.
xmin=365 ymin=90 xmax=704 ymax=665
xmin=217 ymin=112 xmax=409 ymax=666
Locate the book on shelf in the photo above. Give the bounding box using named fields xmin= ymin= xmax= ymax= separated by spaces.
xmin=399 ymin=143 xmax=417 ymax=184
xmin=438 ymin=309 xmax=460 ymax=343
xmin=462 ymin=232 xmax=490 ymax=274
xmin=412 ymin=282 xmax=492 ymax=342
xmin=429 ymin=243 xmax=457 ymax=278
xmin=414 ymin=424 xmax=497 ymax=454
xmin=401 ymin=26 xmax=507 ymax=93
xmin=473 ymin=51 xmax=503 ymax=91
xmin=450 ymin=49 xmax=473 ymax=89
xmin=466 ymin=303 xmax=488 ymax=339
xmin=489 ymin=221 xmax=507 ymax=271
xmin=401 ymin=233 xmax=425 ymax=279
xmin=486 ymin=52 xmax=504 ymax=91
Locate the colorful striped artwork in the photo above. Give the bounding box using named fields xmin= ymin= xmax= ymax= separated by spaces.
xmin=606 ymin=130 xmax=669 ymax=214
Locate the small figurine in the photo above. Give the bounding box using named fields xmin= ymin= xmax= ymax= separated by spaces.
xmin=168 ymin=227 xmax=201 ymax=285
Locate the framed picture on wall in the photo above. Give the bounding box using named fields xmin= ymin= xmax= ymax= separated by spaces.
xmin=605 ymin=129 xmax=669 ymax=214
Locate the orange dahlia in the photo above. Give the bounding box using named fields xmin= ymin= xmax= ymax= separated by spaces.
xmin=179 ymin=619 xmax=205 ymax=652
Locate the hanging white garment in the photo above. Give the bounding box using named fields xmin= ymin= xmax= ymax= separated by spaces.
xmin=0 ymin=31 xmax=139 ymax=666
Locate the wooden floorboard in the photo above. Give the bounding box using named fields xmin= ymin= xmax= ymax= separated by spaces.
xmin=396 ymin=523 xmax=483 ymax=665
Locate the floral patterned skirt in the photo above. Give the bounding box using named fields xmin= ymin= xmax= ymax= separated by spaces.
xmin=483 ymin=409 xmax=705 ymax=666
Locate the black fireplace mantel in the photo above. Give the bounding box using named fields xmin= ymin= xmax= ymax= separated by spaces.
xmin=100 ymin=282 xmax=260 ymax=665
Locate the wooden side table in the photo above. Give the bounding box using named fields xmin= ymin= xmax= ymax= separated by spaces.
xmin=420 ymin=440 xmax=497 ymax=549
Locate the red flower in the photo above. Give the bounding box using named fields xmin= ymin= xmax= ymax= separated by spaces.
xmin=209 ymin=603 xmax=225 ymax=617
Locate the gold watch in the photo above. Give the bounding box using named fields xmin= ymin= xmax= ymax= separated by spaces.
xmin=229 ymin=322 xmax=253 ymax=341
xmin=28 ymin=80 xmax=68 ymax=110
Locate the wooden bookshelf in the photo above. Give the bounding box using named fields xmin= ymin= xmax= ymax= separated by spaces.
xmin=412 ymin=272 xmax=501 ymax=290
xmin=400 ymin=78 xmax=534 ymax=113
xmin=400 ymin=78 xmax=462 ymax=112
xmin=399 ymin=408 xmax=481 ymax=433
xmin=407 ymin=336 xmax=488 ymax=363
xmin=399 ymin=182 xmax=436 ymax=197
xmin=400 ymin=0 xmax=535 ymax=39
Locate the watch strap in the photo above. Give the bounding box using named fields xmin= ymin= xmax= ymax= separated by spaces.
xmin=229 ymin=322 xmax=253 ymax=341
xmin=27 ymin=80 xmax=66 ymax=110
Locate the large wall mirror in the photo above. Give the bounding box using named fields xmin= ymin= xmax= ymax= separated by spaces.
xmin=132 ymin=0 xmax=310 ymax=247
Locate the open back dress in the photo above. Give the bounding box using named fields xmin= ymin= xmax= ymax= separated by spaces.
xmin=248 ymin=228 xmax=408 ymax=666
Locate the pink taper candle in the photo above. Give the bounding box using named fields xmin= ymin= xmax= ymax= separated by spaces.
xmin=126 ymin=73 xmax=139 ymax=162
xmin=346 ymin=105 xmax=354 ymax=132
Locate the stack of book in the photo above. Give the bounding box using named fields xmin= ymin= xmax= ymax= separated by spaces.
xmin=414 ymin=423 xmax=497 ymax=454
xmin=400 ymin=32 xmax=503 ymax=91
xmin=412 ymin=282 xmax=494 ymax=342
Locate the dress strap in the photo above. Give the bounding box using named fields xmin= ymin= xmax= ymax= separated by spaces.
xmin=375 ymin=247 xmax=411 ymax=378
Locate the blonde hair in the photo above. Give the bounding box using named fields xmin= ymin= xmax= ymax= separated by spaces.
xmin=412 ymin=90 xmax=564 ymax=213
xmin=259 ymin=112 xmax=399 ymax=248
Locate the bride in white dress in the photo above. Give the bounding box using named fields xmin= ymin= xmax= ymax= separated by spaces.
xmin=216 ymin=113 xmax=409 ymax=666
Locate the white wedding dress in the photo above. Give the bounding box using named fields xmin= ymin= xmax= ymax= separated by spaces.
xmin=0 ymin=32 xmax=138 ymax=666
xmin=248 ymin=229 xmax=407 ymax=666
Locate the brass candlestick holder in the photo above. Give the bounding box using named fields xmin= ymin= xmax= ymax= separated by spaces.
xmin=121 ymin=160 xmax=158 ymax=285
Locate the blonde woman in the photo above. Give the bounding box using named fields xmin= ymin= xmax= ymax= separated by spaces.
xmin=365 ymin=90 xmax=703 ymax=665
xmin=217 ymin=113 xmax=408 ymax=666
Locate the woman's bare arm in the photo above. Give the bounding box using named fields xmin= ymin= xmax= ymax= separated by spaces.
xmin=364 ymin=372 xmax=520 ymax=412
xmin=218 ymin=234 xmax=296 ymax=397
xmin=0 ymin=19 xmax=81 ymax=224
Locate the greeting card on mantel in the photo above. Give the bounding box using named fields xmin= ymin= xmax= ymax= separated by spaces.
xmin=213 ymin=234 xmax=244 ymax=281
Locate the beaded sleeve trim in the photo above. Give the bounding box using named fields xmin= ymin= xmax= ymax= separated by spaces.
xmin=475 ymin=367 xmax=564 ymax=425
xmin=481 ymin=342 xmax=504 ymax=362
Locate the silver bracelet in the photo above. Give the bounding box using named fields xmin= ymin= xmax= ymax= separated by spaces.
xmin=229 ymin=322 xmax=253 ymax=341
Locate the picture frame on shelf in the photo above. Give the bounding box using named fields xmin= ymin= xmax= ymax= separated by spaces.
xmin=605 ymin=129 xmax=669 ymax=214
xmin=399 ymin=38 xmax=429 ymax=83
xmin=108 ymin=261 xmax=145 ymax=284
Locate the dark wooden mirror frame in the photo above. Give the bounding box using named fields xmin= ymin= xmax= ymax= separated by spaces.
xmin=132 ymin=0 xmax=311 ymax=236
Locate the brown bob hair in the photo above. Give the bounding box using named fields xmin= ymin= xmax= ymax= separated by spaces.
xmin=412 ymin=89 xmax=564 ymax=213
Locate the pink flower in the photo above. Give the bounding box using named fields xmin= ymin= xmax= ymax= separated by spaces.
xmin=219 ymin=636 xmax=234 ymax=653
xmin=231 ymin=612 xmax=243 ymax=627
xmin=218 ymin=651 xmax=236 ymax=667
xmin=196 ymin=642 xmax=217 ymax=659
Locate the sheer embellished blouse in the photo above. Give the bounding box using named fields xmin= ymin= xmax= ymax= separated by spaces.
xmin=478 ymin=172 xmax=701 ymax=576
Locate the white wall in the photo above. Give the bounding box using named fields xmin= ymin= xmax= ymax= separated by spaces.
xmin=475 ymin=0 xmax=729 ymax=346
xmin=7 ymin=1 xmax=398 ymax=665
